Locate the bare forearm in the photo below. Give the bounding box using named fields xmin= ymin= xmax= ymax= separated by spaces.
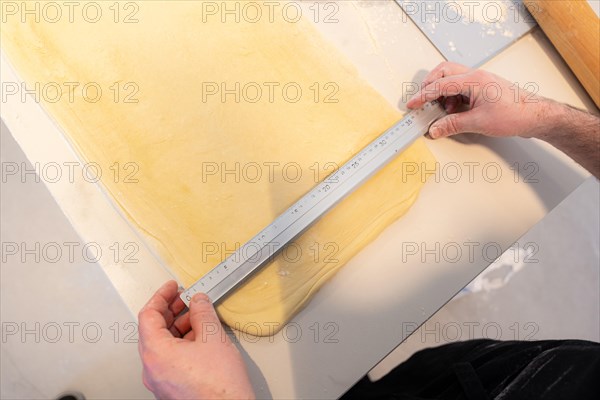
xmin=533 ymin=100 xmax=600 ymax=179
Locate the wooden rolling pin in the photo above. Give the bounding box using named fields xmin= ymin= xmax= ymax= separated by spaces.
xmin=526 ymin=0 xmax=600 ymax=108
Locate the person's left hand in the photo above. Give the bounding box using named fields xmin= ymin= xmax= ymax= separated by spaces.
xmin=138 ymin=280 xmax=255 ymax=399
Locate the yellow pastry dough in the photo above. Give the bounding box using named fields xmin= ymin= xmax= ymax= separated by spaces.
xmin=1 ymin=1 xmax=436 ymax=335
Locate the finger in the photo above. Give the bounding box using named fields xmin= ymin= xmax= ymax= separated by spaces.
xmin=188 ymin=293 xmax=224 ymax=344
xmin=443 ymin=96 xmax=459 ymax=113
xmin=156 ymin=281 xmax=182 ymax=327
xmin=183 ymin=330 xmax=196 ymax=341
xmin=169 ymin=323 xmax=182 ymax=338
xmin=173 ymin=312 xmax=192 ymax=338
xmin=164 ymin=287 xmax=188 ymax=330
xmin=461 ymin=94 xmax=470 ymax=108
xmin=446 ymin=94 xmax=470 ymax=113
xmin=408 ymin=74 xmax=474 ymax=109
xmin=138 ymin=280 xmax=180 ymax=344
xmin=146 ymin=280 xmax=180 ymax=315
xmin=422 ymin=61 xmax=472 ymax=88
xmin=428 ymin=111 xmax=481 ymax=139
xmin=169 ymin=294 xmax=187 ymax=317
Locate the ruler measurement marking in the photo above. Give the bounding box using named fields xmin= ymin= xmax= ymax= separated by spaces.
xmin=181 ymin=101 xmax=444 ymax=305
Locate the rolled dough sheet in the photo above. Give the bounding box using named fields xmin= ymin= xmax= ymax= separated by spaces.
xmin=1 ymin=1 xmax=435 ymax=334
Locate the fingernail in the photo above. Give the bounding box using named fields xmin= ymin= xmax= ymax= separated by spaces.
xmin=429 ymin=126 xmax=440 ymax=138
xmin=193 ymin=293 xmax=210 ymax=303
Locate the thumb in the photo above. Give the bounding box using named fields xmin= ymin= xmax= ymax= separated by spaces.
xmin=429 ymin=112 xmax=475 ymax=139
xmin=189 ymin=293 xmax=223 ymax=343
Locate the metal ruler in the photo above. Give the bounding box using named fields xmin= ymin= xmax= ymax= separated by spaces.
xmin=181 ymin=100 xmax=446 ymax=306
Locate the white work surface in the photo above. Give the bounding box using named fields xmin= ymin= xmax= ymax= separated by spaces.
xmin=1 ymin=2 xmax=596 ymax=398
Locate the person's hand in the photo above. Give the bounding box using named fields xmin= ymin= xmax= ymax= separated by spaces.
xmin=138 ymin=280 xmax=255 ymax=400
xmin=407 ymin=61 xmax=600 ymax=178
xmin=407 ymin=61 xmax=553 ymax=139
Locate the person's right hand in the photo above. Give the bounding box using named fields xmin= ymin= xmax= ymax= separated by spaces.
xmin=407 ymin=61 xmax=553 ymax=140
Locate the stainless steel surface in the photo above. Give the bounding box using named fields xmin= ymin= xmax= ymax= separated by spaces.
xmin=396 ymin=0 xmax=537 ymax=67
